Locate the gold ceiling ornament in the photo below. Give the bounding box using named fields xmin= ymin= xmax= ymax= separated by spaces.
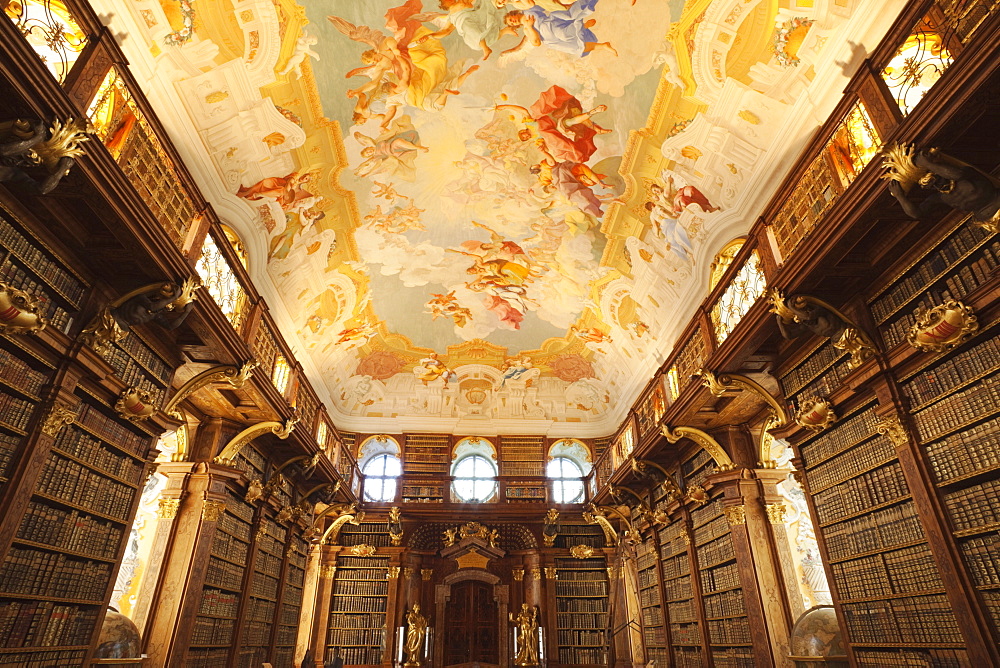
xmin=350 ymin=543 xmax=377 ymax=557
xmin=202 ymin=500 xmax=226 ymax=522
xmin=163 ymin=360 xmax=257 ymax=419
xmin=569 ymin=544 xmax=595 ymax=559
xmin=115 ymin=387 xmax=157 ymax=422
xmin=0 ymin=282 xmax=48 ymax=334
xmin=723 ymin=505 xmax=746 ymax=526
xmin=214 ymin=416 xmax=299 ymax=465
xmin=794 ymin=396 xmax=837 ymax=432
xmin=157 ymin=498 xmax=180 ymax=519
xmin=41 ymin=403 xmax=77 ymax=437
xmin=880 ymin=143 xmax=928 ymax=193
xmin=907 ymin=300 xmax=978 ymax=352
xmin=769 ymin=289 xmax=876 ymax=370
xmin=874 ymin=415 xmax=910 ymax=448
xmin=765 ymin=502 xmax=787 ymax=525
xmin=660 ymin=425 xmax=736 ymax=472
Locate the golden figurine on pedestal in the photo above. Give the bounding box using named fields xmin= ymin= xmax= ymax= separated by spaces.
xmin=510 ymin=603 xmax=539 ymax=666
xmin=403 ymin=603 xmax=427 ymax=667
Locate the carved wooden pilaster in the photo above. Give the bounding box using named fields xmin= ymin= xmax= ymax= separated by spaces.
xmin=295 ymin=542 xmax=323 ymax=668
xmin=311 ymin=545 xmax=339 ymax=666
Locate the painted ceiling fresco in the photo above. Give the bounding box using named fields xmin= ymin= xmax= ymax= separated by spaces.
xmin=102 ymin=0 xmax=896 ymax=434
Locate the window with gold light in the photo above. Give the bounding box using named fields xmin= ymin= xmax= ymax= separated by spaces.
xmin=196 ymin=230 xmax=248 ymax=330
xmin=665 ymin=366 xmax=681 ymax=402
xmin=881 ymin=18 xmax=954 ymax=116
xmin=272 ymin=354 xmax=292 ymax=396
xmin=711 ymin=250 xmax=767 ymax=343
xmin=4 ymin=0 xmax=87 ymax=84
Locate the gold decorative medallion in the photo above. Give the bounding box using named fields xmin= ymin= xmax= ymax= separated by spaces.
xmin=351 ymin=543 xmax=377 ymax=556
xmin=723 ymin=505 xmax=746 ymax=526
xmin=202 ymin=500 xmax=226 ymax=521
xmin=907 ymin=300 xmax=978 ymax=352
xmin=157 ymin=498 xmax=180 ymax=519
xmin=794 ymin=396 xmax=837 ymax=432
xmin=569 ymin=544 xmax=595 ymax=559
xmin=0 ymin=282 xmax=48 ymax=334
xmin=115 ymin=387 xmax=157 ymax=421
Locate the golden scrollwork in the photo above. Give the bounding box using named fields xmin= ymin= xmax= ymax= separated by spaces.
xmin=0 ymin=282 xmax=48 ymax=335
xmin=202 ymin=500 xmax=226 ymax=522
xmin=214 ymin=417 xmax=299 ymax=465
xmin=794 ymin=396 xmax=837 ymax=432
xmin=245 ymin=478 xmax=264 ymax=503
xmin=684 ymin=484 xmax=709 ymax=506
xmin=351 ymin=543 xmax=377 ymax=556
xmin=41 ymin=403 xmax=77 ymax=436
xmin=661 ymin=425 xmax=736 ymax=471
xmin=907 ymin=300 xmax=978 ymax=352
xmin=157 ymin=498 xmax=180 ymax=519
xmin=874 ymin=415 xmax=910 ymax=448
xmin=765 ymin=502 xmax=787 ymax=525
xmin=723 ymin=505 xmax=746 ymax=526
xmin=163 ymin=360 xmax=257 ymax=418
xmin=569 ymin=544 xmax=595 ymax=559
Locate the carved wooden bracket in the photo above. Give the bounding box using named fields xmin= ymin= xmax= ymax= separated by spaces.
xmin=660 ymin=424 xmax=736 ymax=471
xmin=769 ymin=289 xmax=877 ymax=369
xmin=214 ymin=416 xmax=299 ymax=465
xmin=163 ymin=360 xmax=256 ymax=418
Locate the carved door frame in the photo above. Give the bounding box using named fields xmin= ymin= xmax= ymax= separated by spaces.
xmin=434 ymin=569 xmax=509 ymax=667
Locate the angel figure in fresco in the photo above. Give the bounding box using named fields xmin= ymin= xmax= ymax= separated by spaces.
xmin=420 ymin=0 xmax=507 ymax=61
xmin=371 ymin=180 xmax=402 ymax=200
xmin=354 ymin=115 xmax=429 ymax=181
xmin=277 ymin=31 xmax=320 ymax=78
xmin=413 ymin=353 xmax=459 ymax=386
xmin=498 ymin=356 xmax=537 ymax=387
xmin=645 ymin=201 xmax=694 ymax=261
xmin=335 ymin=321 xmax=379 ymax=348
xmin=365 ymin=200 xmax=427 ymax=234
xmin=651 ymin=174 xmax=720 ymax=216
xmin=493 ymin=0 xmax=577 ymax=10
xmin=425 ymin=291 xmax=474 ymax=327
xmin=329 ymin=1 xmax=481 ymax=113
xmin=531 ymin=159 xmax=610 ymax=217
xmin=569 ymin=325 xmax=612 ymax=353
xmin=499 ymin=0 xmax=617 ymax=62
xmin=497 ymin=86 xmax=610 ymax=164
xmin=237 ymin=170 xmax=317 ymax=212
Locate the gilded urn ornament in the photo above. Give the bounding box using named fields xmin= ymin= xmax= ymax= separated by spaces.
xmin=907 ymin=300 xmax=978 ymax=352
xmin=115 ymin=387 xmax=157 ymax=421
xmin=0 ymin=282 xmax=47 ymax=334
xmin=794 ymin=396 xmax=836 ymax=432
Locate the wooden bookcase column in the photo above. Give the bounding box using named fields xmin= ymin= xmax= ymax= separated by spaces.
xmin=309 ymin=545 xmax=338 ymax=667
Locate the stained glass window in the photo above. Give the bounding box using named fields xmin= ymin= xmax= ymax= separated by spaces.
xmin=196 ymin=232 xmax=248 ymax=330
xmin=4 ymin=0 xmax=87 ymax=84
xmin=711 ymin=250 xmax=767 ymax=343
xmin=882 ymin=19 xmax=953 ymax=116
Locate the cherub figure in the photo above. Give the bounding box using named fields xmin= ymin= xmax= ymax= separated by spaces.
xmin=354 ymin=115 xmax=428 ymax=181
xmin=425 ymin=291 xmax=473 ymax=327
xmin=335 ymin=321 xmax=379 ymax=348
xmin=652 ymin=174 xmax=719 ymax=216
xmin=277 ymin=31 xmax=320 ymax=78
xmin=413 ymin=352 xmax=459 ymax=386
xmin=497 ymin=86 xmax=609 ymax=164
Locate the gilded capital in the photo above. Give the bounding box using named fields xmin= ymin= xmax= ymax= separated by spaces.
xmin=544 ymin=567 xmax=557 ymax=580
xmin=529 ymin=568 xmax=541 ymax=581
xmin=765 ymin=502 xmax=787 ymax=525
xmin=42 ymin=404 xmax=77 ymax=436
xmin=874 ymin=415 xmax=909 ymax=448
xmin=421 ymin=568 xmax=433 ymax=581
xmin=321 ymin=565 xmax=337 ymax=579
xmin=388 ymin=566 xmax=400 ymax=579
xmin=157 ymin=498 xmax=180 ymax=519
xmin=723 ymin=505 xmax=746 ymax=526
xmin=512 ymin=568 xmax=524 ymax=581
xmin=202 ymin=500 xmax=226 ymax=522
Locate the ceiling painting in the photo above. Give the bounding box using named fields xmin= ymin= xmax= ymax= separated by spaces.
xmin=101 ymin=0 xmax=899 ymax=434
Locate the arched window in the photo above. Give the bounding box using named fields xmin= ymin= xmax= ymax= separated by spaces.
xmin=362 ymin=453 xmax=401 ymax=502
xmin=548 ymin=457 xmax=585 ymax=504
xmin=452 ymin=454 xmax=497 ymax=503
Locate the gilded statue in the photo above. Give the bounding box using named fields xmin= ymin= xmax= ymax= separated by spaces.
xmin=403 ymin=603 xmax=427 ymax=667
xmin=542 ymin=508 xmax=560 ymax=547
xmin=388 ymin=506 xmax=403 ymax=545
xmin=510 ymin=603 xmax=539 ymax=666
xmin=442 ymin=527 xmax=457 ymax=546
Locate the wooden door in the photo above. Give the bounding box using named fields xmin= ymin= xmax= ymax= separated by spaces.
xmin=444 ymin=580 xmax=499 ymax=666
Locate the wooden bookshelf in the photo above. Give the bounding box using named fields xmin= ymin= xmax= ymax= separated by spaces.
xmin=326 ymin=555 xmax=390 ymax=666
xmin=237 ymin=514 xmax=285 ymax=668
xmin=635 ymin=538 xmax=668 ymax=665
xmin=554 ymin=556 xmax=608 ymax=666
xmin=274 ymin=533 xmax=308 ymax=667
xmin=402 ymin=433 xmax=450 ymax=475
xmin=499 ymin=435 xmax=544 ymax=477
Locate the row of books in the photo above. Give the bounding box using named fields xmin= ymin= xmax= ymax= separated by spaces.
xmin=210 ymin=529 xmax=249 ymax=564
xmin=667 ymin=600 xmax=696 ymax=624
xmin=554 ymin=569 xmax=605 ymax=582
xmin=831 ymin=542 xmax=943 ymax=601
xmin=702 ymin=588 xmax=747 ymax=620
xmin=792 ymin=356 xmax=852 ymax=404
xmin=248 ymin=573 xmax=278 ymax=600
xmin=664 ymin=575 xmax=693 ymax=602
xmin=326 ymin=626 xmax=385 ymax=647
xmin=504 ymin=484 xmax=546 ymax=497
xmin=76 ymin=403 xmax=149 ymax=458
xmin=557 ymin=534 xmax=604 ymax=547
xmin=401 ymin=485 xmax=444 ymax=499
xmin=708 ymin=617 xmax=751 ymax=643
xmin=240 ymin=619 xmax=273 ymax=645
xmin=244 ymin=596 xmax=275 ymax=623
xmin=232 ymin=446 xmax=266 ymax=479
xmin=943 ymin=476 xmax=1000 ymax=532
xmin=0 ymin=347 xmax=47 ymax=397
xmin=557 ymin=628 xmax=605 ymax=646
xmin=806 ymin=432 xmax=895 ymax=493
xmin=282 ymin=584 xmax=302 ymax=606
xmin=218 ymin=511 xmax=251 ymax=541
xmin=813 ymin=461 xmax=910 ymax=526
xmin=689 ymin=498 xmax=723 ymax=529
xmin=191 ymin=615 xmax=234 ymax=645
xmin=338 ymin=556 xmax=389 ymax=568
xmin=697 ymin=533 xmax=736 ymax=568
xmin=556 ymin=597 xmax=607 ymax=613
xmin=254 ymin=550 xmax=282 ymax=578
xmin=701 ymin=561 xmax=740 ymax=593
xmin=779 ymin=341 xmax=842 ymax=397
xmin=800 ymin=405 xmax=879 ymax=468
xmin=670 ymin=621 xmax=701 ymax=644
xmin=205 ymin=555 xmax=244 ymax=591
xmin=0 ymin=649 xmax=87 ymax=666
xmin=693 ymin=515 xmax=730 ymax=547
xmin=869 ymin=223 xmax=993 ymax=323
xmin=275 ymin=623 xmax=297 ymax=645
xmin=639 ymin=587 xmax=660 ymax=609
xmin=325 ymin=646 xmax=383 ymax=665
xmin=329 ymin=596 xmax=386 ymax=613
xmin=822 ymin=501 xmax=925 ymax=562
xmin=681 ymin=451 xmax=714 ymax=489
xmin=0 ymin=432 xmax=18 ymax=481
xmin=661 ymin=552 xmax=690 ymax=580
xmin=0 ymin=392 xmax=33 ymax=432
xmin=286 ymin=565 xmax=305 ymax=588
xmin=641 ymin=605 xmax=664 ymax=627
xmin=556 ymin=612 xmax=607 ymax=629
xmin=646 ymin=647 xmax=670 ymax=665
xmin=186 ymin=647 xmax=229 ymax=666
xmin=334 ymin=567 xmax=388 ymax=581
xmin=958 ymin=532 xmax=1000 ymax=586
xmin=924 ymin=416 xmax=1000 ymax=485
xmin=841 ymin=593 xmax=963 ymax=644
xmin=260 ymin=518 xmax=288 ymax=545
xmin=911 ymin=369 xmax=1000 ymax=443
xmin=279 ymin=604 xmax=299 ymax=626
xmin=904 ymin=332 xmax=1000 ymax=408
xmin=17 ymin=501 xmax=123 ymax=560
xmin=636 ymin=544 xmax=657 ymax=572
xmin=0 ymin=600 xmax=98 ymax=648
xmin=331 ymin=580 xmax=388 ymax=597
xmin=197 ymin=588 xmax=240 ymax=618
xmin=853 ymin=648 xmax=970 ymax=667
xmin=102 ymin=348 xmax=165 ymax=405
xmin=555 ymin=582 xmax=608 ymax=599
xmin=0 ymin=546 xmax=111 ymax=601
xmin=37 ymin=453 xmax=135 ymax=520
xmin=638 ymin=567 xmax=658 ymax=590
xmin=643 ymin=625 xmax=667 ymax=647
xmin=674 ymin=646 xmax=704 ymax=667
xmin=328 ymin=612 xmax=386 ymax=629
xmin=114 ymin=331 xmax=171 ymax=383
xmin=710 ymin=647 xmax=755 ymax=666
xmin=0 ymin=214 xmax=85 ymax=305
xmin=53 ymin=428 xmax=145 ymax=486
xmin=339 ymin=532 xmax=392 ymax=548
xmin=0 ymin=259 xmax=73 ymax=332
